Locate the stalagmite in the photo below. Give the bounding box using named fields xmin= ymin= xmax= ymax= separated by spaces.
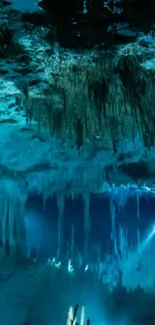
xmin=0 ymin=181 xmax=27 ymax=258
xmin=56 ymin=192 xmax=65 ymax=260
xmin=83 ymin=193 xmax=91 ymax=265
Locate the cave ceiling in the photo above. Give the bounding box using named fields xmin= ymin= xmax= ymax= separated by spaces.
xmin=0 ymin=0 xmax=155 ymax=197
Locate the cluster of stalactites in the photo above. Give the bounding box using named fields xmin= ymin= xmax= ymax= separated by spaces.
xmin=83 ymin=193 xmax=90 ymax=265
xmin=55 ymin=188 xmax=144 ymax=264
xmin=109 ymin=187 xmax=142 ymax=258
xmin=0 ymin=181 xmax=26 ymax=257
xmin=55 ymin=191 xmax=91 ymax=264
xmin=26 ymin=53 xmax=155 ymax=151
xmin=56 ymin=192 xmax=65 ymax=260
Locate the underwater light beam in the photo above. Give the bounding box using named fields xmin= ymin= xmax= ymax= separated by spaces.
xmin=147 ymin=225 xmax=155 ymax=240
xmin=140 ymin=224 xmax=155 ymax=252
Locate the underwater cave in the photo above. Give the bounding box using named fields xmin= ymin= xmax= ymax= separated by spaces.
xmin=0 ymin=0 xmax=155 ymax=324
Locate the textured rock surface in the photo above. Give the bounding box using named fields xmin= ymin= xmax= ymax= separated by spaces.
xmin=39 ymin=0 xmax=155 ymax=49
xmin=0 ymin=1 xmax=155 ymax=196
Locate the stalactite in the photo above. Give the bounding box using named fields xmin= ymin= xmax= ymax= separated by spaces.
xmin=1 ymin=193 xmax=7 ymax=251
xmin=110 ymin=198 xmax=118 ymax=256
xmin=136 ymin=191 xmax=141 ymax=258
xmin=0 ymin=182 xmax=27 ymax=257
xmin=137 ymin=228 xmax=141 ymax=258
xmin=83 ymin=193 xmax=90 ymax=265
xmin=118 ymin=224 xmax=128 ymax=261
xmin=136 ymin=190 xmax=140 ymax=219
xmin=70 ymin=225 xmax=75 ymax=261
xmin=56 ymin=192 xmax=65 ymax=260
xmin=8 ymin=194 xmax=15 ymax=249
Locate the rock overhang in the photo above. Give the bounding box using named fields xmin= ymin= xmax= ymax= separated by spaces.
xmin=0 ymin=1 xmax=155 ymax=199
